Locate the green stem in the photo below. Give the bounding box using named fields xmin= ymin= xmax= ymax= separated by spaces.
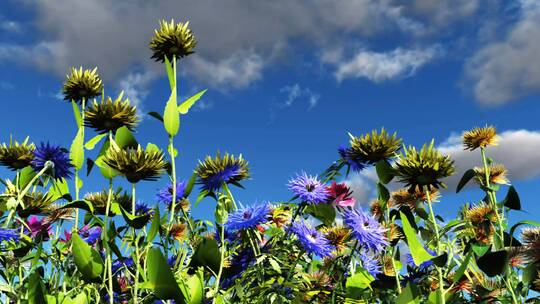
xmin=131 ymin=183 xmax=139 ymax=304
xmin=480 ymin=148 xmax=505 ymax=249
xmin=213 ymin=222 xmax=226 ymax=302
xmin=385 ymin=207 xmax=402 ymax=293
xmin=74 ymin=97 xmax=86 ymax=230
xmin=167 ymin=136 xmax=178 ymax=229
xmin=104 ymin=178 xmax=114 ymax=304
xmin=425 ymin=186 xmax=445 ymax=304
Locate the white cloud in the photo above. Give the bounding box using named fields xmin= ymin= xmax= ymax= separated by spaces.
xmin=464 ymin=0 xmax=540 ymax=105
xmin=333 ymin=46 xmax=442 ymax=82
xmin=280 ymin=84 xmax=320 ymax=109
xmin=117 ymin=70 xmax=158 ymax=113
xmin=439 ymin=129 xmax=540 ymax=189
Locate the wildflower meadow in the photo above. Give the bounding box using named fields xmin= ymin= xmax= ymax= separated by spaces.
xmin=1 ymin=19 xmax=540 ymax=304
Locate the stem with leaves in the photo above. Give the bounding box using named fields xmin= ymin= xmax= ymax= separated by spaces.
xmin=424 ymin=186 xmax=445 ymax=304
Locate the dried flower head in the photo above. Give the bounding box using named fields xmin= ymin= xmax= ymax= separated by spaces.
xmin=150 ymin=19 xmax=196 ymax=62
xmin=195 ymin=152 xmax=250 ymax=192
xmin=462 ymin=126 xmax=498 ymax=151
xmin=271 ymin=206 xmax=290 ymax=228
xmin=321 ymin=226 xmax=351 ymax=254
xmin=84 ymin=92 xmax=139 ymax=134
xmin=170 ymin=223 xmax=187 ymax=241
xmin=45 ymin=205 xmax=74 ymax=223
xmin=103 ymin=143 xmax=166 ymax=183
xmin=348 ymin=128 xmax=401 ymax=164
xmin=0 ymin=137 xmax=35 ymax=170
xmin=474 ymin=164 xmax=509 ymax=187
xmin=464 ymin=203 xmax=497 ymax=245
xmin=391 ymin=187 xmax=440 ymax=211
xmin=395 ymin=140 xmax=455 ymax=191
xmin=522 ymin=227 xmax=540 ymax=263
xmin=62 ymin=67 xmax=103 ymax=103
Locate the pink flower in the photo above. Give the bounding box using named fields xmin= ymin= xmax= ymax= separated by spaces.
xmin=326 ymin=182 xmax=356 ymax=207
xmin=27 ymin=216 xmax=52 ymax=239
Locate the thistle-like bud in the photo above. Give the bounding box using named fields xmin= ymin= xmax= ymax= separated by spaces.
xmin=462 ymin=126 xmax=498 ymax=151
xmin=84 ymin=92 xmax=139 ymax=134
xmin=62 ymin=67 xmax=103 ymax=104
xmin=102 ymin=143 xmax=166 ymax=183
xmin=150 ymin=19 xmax=196 ymax=62
xmin=0 ymin=136 xmax=35 ymax=170
xmin=348 ymin=128 xmax=402 ymax=165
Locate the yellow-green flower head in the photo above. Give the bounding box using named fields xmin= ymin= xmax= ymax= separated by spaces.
xmin=84 ymin=189 xmax=132 ymax=215
xmin=462 ymin=126 xmax=498 ymax=151
xmin=348 ymin=128 xmax=402 ymax=164
xmin=3 ymin=180 xmax=56 ymax=217
xmin=102 ymin=143 xmax=166 ymax=183
xmin=62 ymin=67 xmax=103 ymax=104
xmin=150 ymin=19 xmax=196 ymax=62
xmin=0 ymin=136 xmax=35 ymax=170
xmin=84 ymin=92 xmax=139 ymax=134
xmin=395 ymin=140 xmax=455 ymax=191
xmin=195 ymin=152 xmax=250 ymax=192
xmin=474 ymin=164 xmax=509 ymax=187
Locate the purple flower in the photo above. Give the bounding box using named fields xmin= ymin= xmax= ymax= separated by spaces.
xmin=31 ymin=142 xmax=73 ymax=179
xmin=0 ymin=228 xmax=19 ymax=242
xmin=359 ymin=250 xmax=381 ymax=277
xmin=343 ymin=208 xmax=388 ymax=253
xmin=79 ymin=225 xmax=102 ymax=245
xmin=156 ymin=181 xmax=187 ymax=207
xmin=225 ymin=203 xmax=270 ymax=231
xmin=288 ymin=172 xmax=329 ymax=204
xmin=135 ymin=201 xmax=153 ymax=216
xmin=291 ymin=220 xmax=333 ymax=258
xmin=27 ymin=216 xmax=52 ymax=238
xmin=338 ymin=145 xmax=366 ymax=172
xmin=112 ymin=257 xmax=134 ymax=273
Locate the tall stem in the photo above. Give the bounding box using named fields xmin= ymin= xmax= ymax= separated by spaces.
xmin=425 ymin=186 xmax=445 ymax=304
xmin=131 ymin=182 xmax=139 ymax=304
xmin=213 ymin=222 xmax=226 ymax=302
xmin=74 ymin=97 xmax=86 ymax=230
xmin=385 ymin=207 xmax=401 ymax=293
xmin=104 ymin=177 xmax=114 ymax=304
xmin=480 ymin=148 xmax=505 ymax=248
xmin=167 ymin=136 xmax=178 ymax=229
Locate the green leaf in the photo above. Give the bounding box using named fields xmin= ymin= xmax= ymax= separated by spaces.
xmin=471 ymin=244 xmax=490 ymax=257
xmin=18 ymin=166 xmax=36 ymax=190
xmin=84 ymin=133 xmax=107 ymax=150
xmin=164 ymin=56 xmax=175 ymax=91
xmin=50 ymin=178 xmax=71 ymax=201
xmin=115 ymin=126 xmax=137 ymax=149
xmin=60 ymin=200 xmax=94 ymax=213
xmin=72 ymin=233 xmax=104 ymax=282
xmin=477 ymin=250 xmax=508 ymax=277
xmin=346 ymin=267 xmax=374 ymax=298
xmin=27 ymin=270 xmax=47 ymax=304
xmin=184 ymin=172 xmax=197 ymax=197
xmin=377 ymin=183 xmax=390 ymax=209
xmin=189 ymin=238 xmax=221 ymax=274
xmin=431 ymin=253 xmax=448 ymax=267
xmin=70 ymin=128 xmax=84 ymax=170
xmin=119 ymin=205 xmax=151 ymax=229
xmin=178 ymin=89 xmax=207 ymax=115
xmin=147 ymin=206 xmax=161 ymax=243
xmin=396 ymin=283 xmax=420 ymax=304
xmin=400 ymin=211 xmax=434 ymax=266
xmin=268 ymin=258 xmax=282 ymax=274
xmin=146 ymin=247 xmax=184 ymax=302
xmin=163 ymin=89 xmax=179 ymax=136
xmin=375 ymin=160 xmax=394 ymax=184
xmin=187 ymin=269 xmax=204 ymax=304
xmin=148 ymin=111 xmax=164 ymax=122
xmin=95 ymin=156 xmax=119 ymax=179
xmin=146 ymin=143 xmax=161 ymax=154
xmin=304 ymin=204 xmax=336 ymax=226
xmin=502 ymin=185 xmax=521 ymax=210
xmin=71 ymin=100 xmax=82 ymax=128
xmin=456 ymin=169 xmax=475 ymax=193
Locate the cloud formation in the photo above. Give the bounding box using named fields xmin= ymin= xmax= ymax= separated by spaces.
xmin=280 ymin=84 xmax=320 ymax=109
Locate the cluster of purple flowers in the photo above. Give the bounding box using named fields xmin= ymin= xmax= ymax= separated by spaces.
xmin=31 ymin=142 xmax=73 ymax=179
xmin=156 ymin=181 xmax=187 ymax=207
xmin=291 ymin=220 xmax=333 ymax=258
xmin=343 ymin=208 xmax=388 ymax=253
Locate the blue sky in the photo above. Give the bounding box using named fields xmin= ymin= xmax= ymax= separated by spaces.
xmin=1 ymin=1 xmax=540 ymax=224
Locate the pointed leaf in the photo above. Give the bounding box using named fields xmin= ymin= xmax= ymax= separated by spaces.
xmin=304 ymin=204 xmax=336 ymax=226
xmin=72 ymin=100 xmax=82 ymax=128
xmin=375 ymin=160 xmax=394 ymax=184
xmin=453 ymin=251 xmax=472 ymax=283
xmin=164 ymin=56 xmax=175 ymax=91
xmin=72 ymin=233 xmax=104 ymax=282
xmin=178 ymin=89 xmax=207 ymax=115
xmin=147 ymin=206 xmax=161 ymax=243
xmin=119 ymin=205 xmax=151 ymax=229
xmin=477 ymin=250 xmax=508 ymax=277
xmin=456 ymin=169 xmax=475 ymax=193
xmin=27 ymin=270 xmax=47 ymax=304
xmin=60 ymin=200 xmax=94 ymax=213
xmin=70 ymin=128 xmax=84 ymax=170
xmin=115 ymin=126 xmax=137 ymax=149
xmin=148 ymin=111 xmax=164 ymax=122
xmin=163 ymin=89 xmax=179 ymax=136
xmin=502 ymin=185 xmax=521 ymax=210
xmin=146 ymin=247 xmax=184 ymax=302
xmin=84 ymin=133 xmax=107 ymax=150
xmin=187 ymin=269 xmax=204 ymax=304
xmin=400 ymin=211 xmax=434 ymax=266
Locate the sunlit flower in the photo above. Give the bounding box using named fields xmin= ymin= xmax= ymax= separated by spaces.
xmin=0 ymin=228 xmax=19 ymax=242
xmin=62 ymin=67 xmax=103 ymax=103
xmin=321 ymin=226 xmax=351 ymax=254
xmin=326 ymin=181 xmax=356 ymax=207
xmin=84 ymin=189 xmax=132 ymax=215
xmin=359 ymin=250 xmax=382 ymax=277
xmin=170 ymin=223 xmax=187 ymax=241
xmin=462 ymin=126 xmax=498 ymax=151
xmin=291 ymin=220 xmax=333 ymax=258
xmin=195 ymin=152 xmax=249 ymax=192
xmin=26 ymin=216 xmax=52 ymax=239
xmin=271 ymin=205 xmax=290 ymax=228
xmin=522 ymin=227 xmax=540 ymax=263
xmin=474 ymin=164 xmax=509 ymax=187
xmin=32 ymin=142 xmax=73 ymax=179
xmin=338 ymin=145 xmax=366 ymax=172
xmin=0 ymin=137 xmax=35 ymax=170
xmin=343 ymin=208 xmax=388 ymax=253
xmin=84 ymin=92 xmax=139 ymax=134
xmin=288 ymin=172 xmax=328 ymax=204
xmin=395 ymin=140 xmax=455 ymax=191
xmin=225 ymin=203 xmax=270 ymax=231
xmin=391 ymin=187 xmax=439 ymax=212
xmin=103 ymin=144 xmax=166 ymax=183
xmin=464 ymin=203 xmax=497 ymax=245
xmin=156 ymin=181 xmax=187 ymax=207
xmin=150 ymin=19 xmax=196 ymax=62
xmin=348 ymin=128 xmax=401 ymax=164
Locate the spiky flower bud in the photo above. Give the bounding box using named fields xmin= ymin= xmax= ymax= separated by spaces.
xmin=150 ymin=19 xmax=196 ymax=62
xmin=348 ymin=128 xmax=402 ymax=165
xmin=462 ymin=126 xmax=498 ymax=151
xmin=103 ymin=143 xmax=166 ymax=183
xmin=62 ymin=67 xmax=103 ymax=103
xmin=0 ymin=137 xmax=35 ymax=170
xmin=84 ymin=92 xmax=139 ymax=134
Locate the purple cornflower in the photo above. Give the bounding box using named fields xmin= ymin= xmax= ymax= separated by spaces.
xmin=343 ymin=208 xmax=388 ymax=253
xmin=225 ymin=203 xmax=270 ymax=231
xmin=112 ymin=257 xmax=134 ymax=273
xmin=288 ymin=172 xmax=329 ymax=204
xmin=359 ymin=250 xmax=382 ymax=277
xmin=27 ymin=216 xmax=52 ymax=239
xmin=31 ymin=142 xmax=73 ymax=179
xmin=338 ymin=145 xmax=366 ymax=172
xmin=0 ymin=228 xmax=19 ymax=242
xmin=291 ymin=220 xmax=333 ymax=258
xmin=79 ymin=225 xmax=102 ymax=245
xmin=156 ymin=181 xmax=187 ymax=207
xmin=135 ymin=201 xmax=153 ymax=216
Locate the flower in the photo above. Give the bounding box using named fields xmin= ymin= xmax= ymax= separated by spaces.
xmin=0 ymin=228 xmax=19 ymax=242
xmin=112 ymin=258 xmax=134 ymax=273
xmin=84 ymin=92 xmax=139 ymax=134
xmin=394 ymin=140 xmax=455 ymax=191
xmin=79 ymin=225 xmax=102 ymax=245
xmin=326 ymin=181 xmax=356 ymax=207
xmin=474 ymin=164 xmax=509 ymax=187
xmin=348 ymin=128 xmax=401 ymax=165
xmin=391 ymin=187 xmax=439 ymax=212
xmin=170 ymin=223 xmax=188 ymax=241
xmin=338 ymin=145 xmax=366 ymax=172
xmin=321 ymin=226 xmax=351 ymax=254
xmin=150 ymin=19 xmax=196 ymax=62
xmin=0 ymin=137 xmax=35 ymax=170
xmin=270 ymin=205 xmax=290 ymax=228
xmin=359 ymin=250 xmax=382 ymax=277
xmin=135 ymin=201 xmax=153 ymax=216
xmin=521 ymin=227 xmax=540 ymax=263
xmin=84 ymin=189 xmax=132 ymax=215
xmin=462 ymin=126 xmax=498 ymax=151
xmin=343 ymin=208 xmax=388 ymax=253
xmin=31 ymin=142 xmax=73 ymax=179
xmin=291 ymin=220 xmax=333 ymax=258
xmin=225 ymin=203 xmax=270 ymax=231
xmin=156 ymin=181 xmax=187 ymax=207
xmin=102 ymin=143 xmax=166 ymax=183
xmin=195 ymin=152 xmax=249 ymax=192
xmin=62 ymin=67 xmax=103 ymax=103
xmin=26 ymin=216 xmax=52 ymax=238
xmin=288 ymin=172 xmax=329 ymax=204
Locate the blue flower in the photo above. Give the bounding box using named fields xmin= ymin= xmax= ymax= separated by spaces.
xmin=291 ymin=220 xmax=333 ymax=258
xmin=220 ymin=249 xmax=255 ymax=289
xmin=31 ymin=142 xmax=73 ymax=179
xmin=0 ymin=228 xmax=19 ymax=242
xmin=343 ymin=208 xmax=388 ymax=253
xmin=338 ymin=145 xmax=366 ymax=172
xmin=135 ymin=201 xmax=153 ymax=216
xmin=358 ymin=250 xmax=381 ymax=277
xmin=156 ymin=181 xmax=187 ymax=207
xmin=225 ymin=203 xmax=270 ymax=231
xmin=112 ymin=257 xmax=134 ymax=273
xmin=288 ymin=172 xmax=329 ymax=204
xmin=80 ymin=225 xmax=102 ymax=245
xmin=195 ymin=153 xmax=249 ymax=192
